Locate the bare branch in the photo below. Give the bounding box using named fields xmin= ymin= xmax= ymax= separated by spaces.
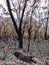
xmin=0 ymin=4 xmax=6 ymax=11
xmin=6 ymin=0 xmax=19 ymax=35
xmin=10 ymin=0 xmax=20 ymax=19
xmin=19 ymin=0 xmax=28 ymax=31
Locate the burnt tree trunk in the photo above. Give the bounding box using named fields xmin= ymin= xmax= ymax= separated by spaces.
xmin=18 ymin=33 xmax=23 ymax=48
xmin=28 ymin=39 xmax=30 ymax=51
xmin=45 ymin=18 xmax=48 ymax=39
xmin=6 ymin=0 xmax=27 ymax=49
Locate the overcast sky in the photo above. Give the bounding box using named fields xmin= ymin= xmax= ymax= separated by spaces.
xmin=0 ymin=0 xmax=7 ymax=9
xmin=0 ymin=0 xmax=8 ymax=14
xmin=0 ymin=0 xmax=46 ymax=10
xmin=0 ymin=0 xmax=48 ymax=19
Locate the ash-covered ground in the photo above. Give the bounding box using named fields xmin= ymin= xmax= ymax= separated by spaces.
xmin=0 ymin=38 xmax=49 ymax=65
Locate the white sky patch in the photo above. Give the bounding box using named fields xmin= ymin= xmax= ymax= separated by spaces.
xmin=0 ymin=0 xmax=45 ymax=11
xmin=0 ymin=0 xmax=48 ymax=20
xmin=0 ymin=0 xmax=8 ymax=10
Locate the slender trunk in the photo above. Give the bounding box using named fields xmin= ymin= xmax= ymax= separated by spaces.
xmin=45 ymin=31 xmax=47 ymax=39
xmin=28 ymin=30 xmax=31 ymax=51
xmin=28 ymin=39 xmax=30 ymax=51
xmin=18 ymin=33 xmax=23 ymax=48
xmin=45 ymin=18 xmax=48 ymax=39
xmin=33 ymin=31 xmax=36 ymax=41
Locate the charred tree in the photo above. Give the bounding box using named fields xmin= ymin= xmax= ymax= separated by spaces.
xmin=6 ymin=0 xmax=27 ymax=48
xmin=45 ymin=18 xmax=48 ymax=39
xmin=6 ymin=0 xmax=40 ymax=48
xmin=27 ymin=3 xmax=38 ymax=51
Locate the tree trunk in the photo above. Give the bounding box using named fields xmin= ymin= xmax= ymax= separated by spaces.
xmin=28 ymin=39 xmax=30 ymax=51
xmin=45 ymin=31 xmax=47 ymax=39
xmin=45 ymin=18 xmax=48 ymax=39
xmin=33 ymin=31 xmax=36 ymax=41
xmin=18 ymin=33 xmax=23 ymax=48
xmin=28 ymin=28 xmax=31 ymax=51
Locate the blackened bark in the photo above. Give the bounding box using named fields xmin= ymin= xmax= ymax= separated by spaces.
xmin=6 ymin=0 xmax=23 ymax=48
xmin=6 ymin=0 xmax=28 ymax=49
xmin=28 ymin=39 xmax=30 ymax=51
xmin=45 ymin=18 xmax=48 ymax=39
xmin=18 ymin=0 xmax=27 ymax=48
xmin=6 ymin=0 xmax=19 ymax=35
xmin=14 ymin=52 xmax=36 ymax=63
xmin=18 ymin=33 xmax=23 ymax=48
xmin=19 ymin=0 xmax=27 ymax=30
xmin=45 ymin=31 xmax=47 ymax=39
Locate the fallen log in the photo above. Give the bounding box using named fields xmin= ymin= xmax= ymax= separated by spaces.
xmin=14 ymin=52 xmax=36 ymax=63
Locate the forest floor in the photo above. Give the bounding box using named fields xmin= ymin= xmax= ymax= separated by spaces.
xmin=0 ymin=38 xmax=49 ymax=65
